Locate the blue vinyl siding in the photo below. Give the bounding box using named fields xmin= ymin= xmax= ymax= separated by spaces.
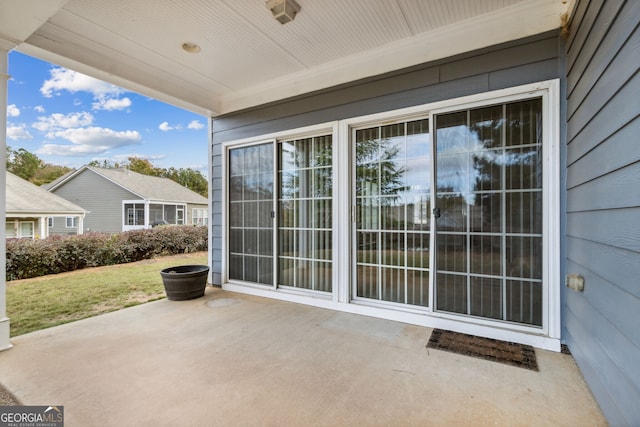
xmin=564 ymin=0 xmax=640 ymax=425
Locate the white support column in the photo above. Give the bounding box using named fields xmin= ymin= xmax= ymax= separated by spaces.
xmin=207 ymin=118 xmax=213 ymax=285
xmin=1 ymin=49 xmax=12 ymax=351
xmin=77 ymin=215 xmax=84 ymax=235
xmin=40 ymin=216 xmax=48 ymax=239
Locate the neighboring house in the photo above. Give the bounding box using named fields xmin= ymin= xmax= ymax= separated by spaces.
xmin=2 ymin=1 xmax=640 ymax=425
xmin=45 ymin=166 xmax=208 ymax=233
xmin=5 ymin=172 xmax=86 ymax=239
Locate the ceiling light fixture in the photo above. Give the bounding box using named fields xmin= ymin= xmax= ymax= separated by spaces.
xmin=266 ymin=0 xmax=301 ymax=24
xmin=182 ymin=42 xmax=201 ymax=53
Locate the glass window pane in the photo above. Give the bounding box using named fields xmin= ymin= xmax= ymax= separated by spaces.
xmin=470 ymin=235 xmax=502 ymax=276
xmin=313 ymin=199 xmax=332 ymax=229
xmin=381 ymin=267 xmax=404 ymax=303
xmin=506 ymin=280 xmax=542 ymax=326
xmin=312 ymin=135 xmax=332 ymax=167
xmin=506 ymin=191 xmax=542 ymax=234
xmin=470 ymin=105 xmax=503 ymax=150
xmin=314 ymin=231 xmax=332 ymax=260
xmin=407 ymin=269 xmax=429 ymax=307
xmin=313 ymin=261 xmax=332 ymax=292
xmin=506 ymin=99 xmax=542 ymax=147
xmin=470 ymin=277 xmax=502 ymax=320
xmin=258 ymin=201 xmax=272 ymax=228
xmin=279 ymin=257 xmax=294 ymax=286
xmin=506 ymin=236 xmax=542 ymax=280
xmin=435 ymin=195 xmax=467 ymax=233
xmin=436 ymin=273 xmax=467 ymax=314
xmin=357 ymin=232 xmax=378 ymax=264
xmin=505 ymin=146 xmax=542 ymax=190
xmin=471 ymin=192 xmax=501 ymax=233
xmin=229 ymin=255 xmax=243 ymax=281
xmin=381 ymin=232 xmax=404 ymax=266
xmin=357 ymin=265 xmax=378 ymax=299
xmin=406 ymin=233 xmax=430 ymax=269
xmin=312 ymin=167 xmax=332 ymax=197
xmin=436 ymin=234 xmax=466 ymax=273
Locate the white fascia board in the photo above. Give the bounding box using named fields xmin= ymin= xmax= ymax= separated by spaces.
xmin=219 ymin=0 xmax=567 ymax=114
xmin=7 ymin=212 xmax=85 ymax=218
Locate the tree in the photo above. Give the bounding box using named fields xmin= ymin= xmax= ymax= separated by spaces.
xmin=7 ymin=147 xmax=41 ymax=181
xmin=160 ymin=167 xmax=208 ymax=197
xmin=31 ymin=164 xmax=73 ymax=186
xmin=127 ymin=157 xmax=159 ymax=176
xmin=87 ymin=159 xmax=120 ymax=169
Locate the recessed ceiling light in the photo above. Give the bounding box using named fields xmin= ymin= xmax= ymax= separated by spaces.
xmin=182 ymin=42 xmax=201 ymax=53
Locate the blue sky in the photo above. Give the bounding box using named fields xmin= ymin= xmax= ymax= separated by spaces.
xmin=6 ymin=51 xmax=209 ymax=176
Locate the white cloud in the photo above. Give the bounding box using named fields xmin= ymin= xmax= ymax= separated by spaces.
xmin=38 ymin=143 xmax=110 ymax=156
xmin=34 ymin=105 xmax=45 ymax=113
xmin=38 ymin=127 xmax=142 ymax=156
xmin=187 ymin=120 xmax=204 ymax=130
xmin=7 ymin=124 xmax=33 ymax=141
xmin=33 ymin=112 xmax=94 ymax=132
xmin=159 ymin=121 xmax=175 ymax=131
xmin=7 ymin=104 xmax=20 ymax=117
xmin=40 ymin=67 xmax=132 ymax=112
xmin=92 ymin=97 xmax=132 ymax=111
xmin=41 ymin=67 xmax=123 ymax=98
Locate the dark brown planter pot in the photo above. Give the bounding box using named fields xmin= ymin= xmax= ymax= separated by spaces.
xmin=160 ymin=265 xmax=209 ymax=301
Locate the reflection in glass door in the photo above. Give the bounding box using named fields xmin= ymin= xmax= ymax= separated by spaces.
xmin=434 ymin=99 xmax=543 ymax=326
xmin=354 ymin=119 xmax=431 ymax=306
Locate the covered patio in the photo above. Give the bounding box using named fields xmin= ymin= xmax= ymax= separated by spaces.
xmin=2 ymin=1 xmax=639 ymax=424
xmin=0 ymin=288 xmax=604 ymax=425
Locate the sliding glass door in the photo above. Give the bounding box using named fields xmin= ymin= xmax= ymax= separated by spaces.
xmin=228 ymin=143 xmax=274 ymax=285
xmin=353 ymin=119 xmax=431 ymax=306
xmin=226 ymin=89 xmax=549 ymax=331
xmin=278 ymin=135 xmax=333 ymax=292
xmin=227 ymin=134 xmax=333 ymax=293
xmin=352 ymin=98 xmax=544 ymax=327
xmin=434 ymin=99 xmax=543 ymax=326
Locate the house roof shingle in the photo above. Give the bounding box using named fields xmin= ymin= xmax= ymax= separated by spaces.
xmin=6 ymin=172 xmax=87 ymax=215
xmin=51 ymin=166 xmax=208 ymax=205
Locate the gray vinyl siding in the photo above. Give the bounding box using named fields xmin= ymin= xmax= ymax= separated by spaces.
xmin=48 ymin=217 xmax=80 ymax=236
xmin=210 ymin=32 xmax=562 ymax=286
xmin=564 ymin=0 xmax=640 ymax=425
xmin=50 ymin=169 xmax=139 ymax=233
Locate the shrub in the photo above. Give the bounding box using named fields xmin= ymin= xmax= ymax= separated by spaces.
xmin=6 ymin=226 xmax=208 ymax=281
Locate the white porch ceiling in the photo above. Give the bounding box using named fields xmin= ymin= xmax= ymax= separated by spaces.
xmin=1 ymin=0 xmax=572 ymax=116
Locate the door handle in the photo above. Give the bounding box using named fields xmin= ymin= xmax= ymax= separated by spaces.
xmin=432 ymin=208 xmax=441 ymax=219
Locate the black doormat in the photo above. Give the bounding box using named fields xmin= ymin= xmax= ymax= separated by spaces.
xmin=427 ymin=329 xmax=538 ymax=371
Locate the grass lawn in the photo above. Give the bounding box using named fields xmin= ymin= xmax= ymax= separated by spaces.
xmin=6 ymin=251 xmax=208 ymax=338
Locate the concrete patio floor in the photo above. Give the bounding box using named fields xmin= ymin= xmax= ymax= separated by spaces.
xmin=0 ymin=287 xmax=606 ymax=426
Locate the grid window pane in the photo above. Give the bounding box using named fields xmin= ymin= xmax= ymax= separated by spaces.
xmin=470 ymin=277 xmax=503 ymax=320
